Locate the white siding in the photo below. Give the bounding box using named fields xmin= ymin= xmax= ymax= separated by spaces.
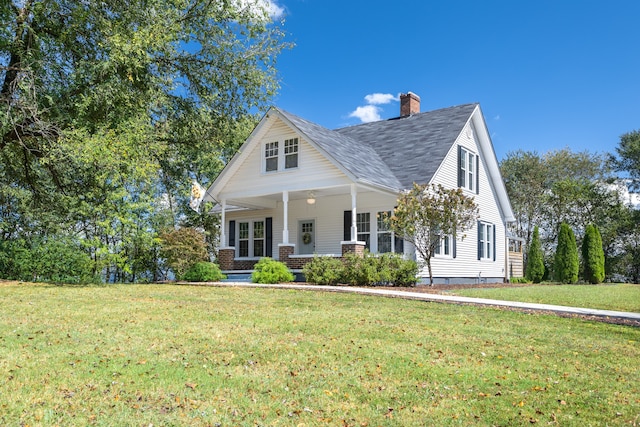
xmin=220 ymin=118 xmax=351 ymax=199
xmin=425 ymin=122 xmax=507 ymax=281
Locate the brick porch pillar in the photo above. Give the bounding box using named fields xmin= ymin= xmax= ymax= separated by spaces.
xmin=278 ymin=244 xmax=295 ymax=268
xmin=218 ymin=248 xmax=235 ymax=270
xmin=341 ymin=241 xmax=366 ymax=257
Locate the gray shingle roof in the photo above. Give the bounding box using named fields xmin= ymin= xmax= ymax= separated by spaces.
xmin=277 ymin=103 xmax=478 ymax=191
xmin=336 ymin=103 xmax=478 ymax=188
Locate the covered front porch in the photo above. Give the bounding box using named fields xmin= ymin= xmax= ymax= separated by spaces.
xmin=212 ymin=183 xmax=402 ymax=273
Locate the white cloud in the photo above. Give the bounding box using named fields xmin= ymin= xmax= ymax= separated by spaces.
xmin=348 ymin=92 xmax=398 ymax=123
xmin=364 ymin=93 xmax=397 ymax=105
xmin=349 ymin=105 xmax=382 ymax=123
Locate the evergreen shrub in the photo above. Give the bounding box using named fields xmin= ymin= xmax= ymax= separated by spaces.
xmin=251 ymin=258 xmax=295 ymax=284
xmin=182 ymin=262 xmax=226 ymax=282
xmin=525 ymin=226 xmax=545 ymax=283
xmin=582 ymin=224 xmax=605 ymax=284
xmin=554 ymin=222 xmax=579 ymax=284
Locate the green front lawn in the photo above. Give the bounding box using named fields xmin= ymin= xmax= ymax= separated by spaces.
xmin=1 ymin=282 xmax=638 ymax=426
xmin=445 ymin=283 xmax=640 ymax=312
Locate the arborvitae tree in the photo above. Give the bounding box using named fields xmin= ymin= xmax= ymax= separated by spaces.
xmin=554 ymin=223 xmax=579 ymax=284
xmin=525 ymin=226 xmax=545 ymax=283
xmin=582 ymin=224 xmax=605 ymax=284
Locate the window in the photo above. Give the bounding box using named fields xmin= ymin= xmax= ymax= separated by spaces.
xmin=434 ymin=234 xmax=452 ymax=257
xmin=265 ymin=141 xmax=278 ymax=172
xmin=478 ymin=222 xmax=494 ymax=260
xmin=284 ymin=138 xmax=298 ymax=169
xmin=239 ymin=222 xmax=250 ymax=257
xmin=356 ymin=212 xmax=371 ymax=249
xmin=377 ymin=211 xmax=392 ymax=253
xmin=253 ymin=221 xmax=264 ymax=257
xmin=459 ymin=147 xmax=477 ymax=192
xmin=237 ymin=220 xmax=266 ymax=258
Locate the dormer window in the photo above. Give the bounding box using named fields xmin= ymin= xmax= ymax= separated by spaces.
xmin=264 ymin=137 xmax=299 ymax=173
xmin=265 ymin=142 xmax=278 ymax=172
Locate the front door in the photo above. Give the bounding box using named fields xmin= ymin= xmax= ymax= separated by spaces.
xmin=298 ymin=220 xmax=315 ymax=255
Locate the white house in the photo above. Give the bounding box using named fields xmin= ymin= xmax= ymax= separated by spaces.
xmin=204 ymin=93 xmax=515 ymax=284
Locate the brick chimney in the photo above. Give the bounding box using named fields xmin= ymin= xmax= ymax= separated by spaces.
xmin=400 ymin=92 xmax=420 ymax=116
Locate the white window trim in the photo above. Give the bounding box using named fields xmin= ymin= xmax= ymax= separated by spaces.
xmin=262 ymin=137 xmax=300 ymax=173
xmin=434 ymin=234 xmax=453 ymax=258
xmin=236 ymin=220 xmax=266 ymax=259
xmin=460 ymin=146 xmax=476 ymax=193
xmin=479 ymin=222 xmax=494 ymax=261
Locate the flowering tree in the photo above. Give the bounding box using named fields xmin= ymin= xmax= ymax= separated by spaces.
xmin=390 ymin=183 xmax=479 ymax=285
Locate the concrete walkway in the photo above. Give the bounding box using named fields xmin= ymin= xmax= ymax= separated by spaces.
xmin=196 ymin=282 xmax=640 ymax=323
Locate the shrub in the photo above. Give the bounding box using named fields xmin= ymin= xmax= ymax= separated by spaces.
xmin=582 ymin=224 xmax=605 ymax=284
xmin=376 ymin=252 xmax=418 ymax=287
xmin=341 ymin=252 xmax=379 ymax=286
xmin=554 ymin=222 xmax=579 ymax=284
xmin=159 ymin=227 xmax=209 ymax=279
xmin=251 ymin=258 xmax=294 ymax=284
xmin=302 ymin=256 xmax=344 ymax=285
xmin=509 ymin=277 xmax=530 ymax=284
xmin=305 ymin=252 xmax=418 ymax=287
xmin=525 ymin=226 xmax=545 ymax=283
xmin=183 ymin=262 xmax=226 ymax=282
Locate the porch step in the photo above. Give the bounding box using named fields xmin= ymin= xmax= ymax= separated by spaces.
xmin=221 ymin=272 xmax=307 ymax=283
xmin=221 ymin=273 xmax=252 ymax=282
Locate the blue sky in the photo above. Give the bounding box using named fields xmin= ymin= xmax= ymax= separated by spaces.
xmin=263 ymin=0 xmax=640 ymax=161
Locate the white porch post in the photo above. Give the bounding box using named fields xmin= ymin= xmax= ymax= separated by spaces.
xmin=220 ymin=199 xmax=227 ymax=246
xmin=350 ymin=184 xmax=357 ymax=241
xmin=282 ymin=191 xmax=289 ymax=244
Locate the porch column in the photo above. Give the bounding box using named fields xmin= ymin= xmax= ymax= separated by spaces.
xmin=350 ymin=183 xmax=357 ymax=241
xmin=282 ymin=191 xmax=289 ymax=244
xmin=220 ymin=198 xmax=227 ymax=246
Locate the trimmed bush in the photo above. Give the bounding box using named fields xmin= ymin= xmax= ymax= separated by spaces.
xmin=376 ymin=252 xmax=418 ymax=287
xmin=554 ymin=222 xmax=579 ymax=284
xmin=509 ymin=277 xmax=530 ymax=284
xmin=303 ymin=252 xmax=418 ymax=287
xmin=525 ymin=226 xmax=545 ymax=283
xmin=582 ymin=224 xmax=605 ymax=284
xmin=302 ymin=256 xmax=344 ymax=286
xmin=183 ymin=262 xmax=226 ymax=282
xmin=251 ymin=258 xmax=295 ymax=284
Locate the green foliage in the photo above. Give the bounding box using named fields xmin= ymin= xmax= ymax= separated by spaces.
xmin=302 ymin=256 xmax=344 ymax=286
xmin=509 ymin=277 xmax=530 ymax=284
xmin=0 ymin=237 xmax=97 ymax=284
xmin=304 ymin=252 xmax=418 ymax=287
xmin=390 ymin=183 xmax=478 ymax=285
xmin=611 ymin=130 xmax=640 ymax=190
xmin=554 ymin=223 xmax=579 ymax=284
xmin=251 ymin=258 xmax=295 ymax=284
xmin=525 ymin=226 xmax=545 ymax=283
xmin=182 ymin=262 xmax=226 ymax=282
xmin=1 ymin=0 xmax=290 ymax=283
xmin=159 ymin=227 xmax=209 ymax=280
xmin=582 ymin=224 xmax=605 ymax=284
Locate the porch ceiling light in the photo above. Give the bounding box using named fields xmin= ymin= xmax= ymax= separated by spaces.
xmin=306 ymin=191 xmax=316 ymax=205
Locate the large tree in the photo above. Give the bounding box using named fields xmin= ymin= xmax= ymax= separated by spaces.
xmin=0 ymin=0 xmax=289 ymax=282
xmin=390 ymin=183 xmax=479 ymax=285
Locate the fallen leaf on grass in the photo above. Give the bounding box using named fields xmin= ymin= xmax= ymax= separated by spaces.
xmin=185 ymin=383 xmax=197 ymax=390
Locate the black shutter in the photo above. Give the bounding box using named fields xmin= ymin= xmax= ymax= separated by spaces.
xmin=229 ymin=220 xmax=236 ymax=247
xmin=457 ymin=146 xmax=463 ymax=187
xmin=493 ymin=224 xmax=496 ymax=261
xmin=476 ymin=154 xmax=480 ymax=194
xmin=344 ymin=210 xmax=352 ymax=241
xmin=477 ymin=221 xmax=482 ymax=260
xmin=265 ymin=217 xmax=273 ymax=257
xmin=452 ymin=236 xmax=457 ymax=259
